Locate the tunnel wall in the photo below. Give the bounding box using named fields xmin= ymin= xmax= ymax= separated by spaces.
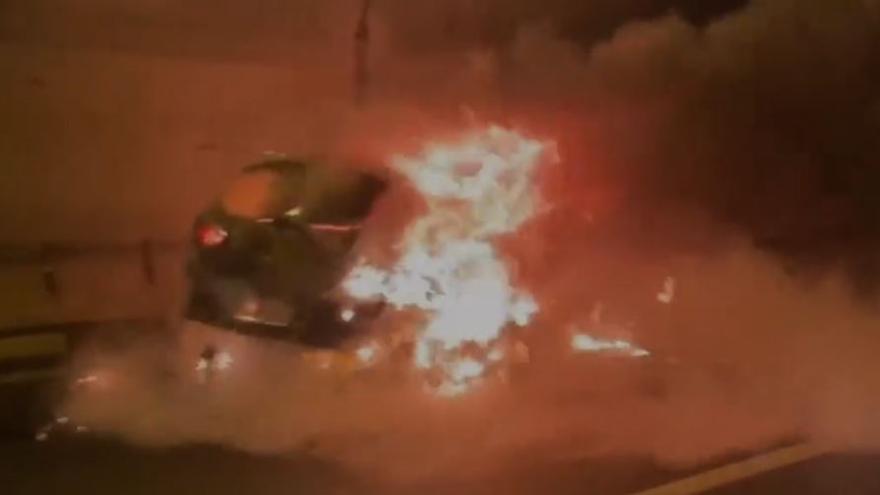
xmin=0 ymin=42 xmax=350 ymax=244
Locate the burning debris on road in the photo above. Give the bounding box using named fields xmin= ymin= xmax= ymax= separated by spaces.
xmin=569 ymin=332 xmax=651 ymax=358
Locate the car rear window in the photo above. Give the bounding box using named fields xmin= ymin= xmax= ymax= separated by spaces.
xmin=219 ymin=159 xmax=385 ymax=223
xmin=220 ymin=167 xmax=304 ymax=219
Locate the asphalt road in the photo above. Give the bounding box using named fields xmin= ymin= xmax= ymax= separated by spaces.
xmin=706 ymin=453 xmax=880 ymax=495
xmin=0 ymin=380 xmax=689 ymax=495
xmin=2 ymin=375 xmax=879 ymax=494
xmin=0 ymin=436 xmax=709 ymax=495
xmin=2 ymin=435 xmax=880 ymax=495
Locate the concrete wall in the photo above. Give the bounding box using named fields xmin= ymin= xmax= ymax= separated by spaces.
xmin=0 ymin=245 xmax=184 ymax=329
xmin=0 ymin=39 xmax=358 ymax=326
xmin=0 ymin=42 xmax=353 ymax=244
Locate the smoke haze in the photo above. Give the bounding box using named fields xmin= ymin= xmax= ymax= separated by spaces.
xmin=19 ymin=0 xmax=880 ymax=483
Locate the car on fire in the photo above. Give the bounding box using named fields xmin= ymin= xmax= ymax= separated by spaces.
xmin=181 ymin=130 xmax=657 ymax=393
xmin=185 ymin=158 xmax=387 ymax=350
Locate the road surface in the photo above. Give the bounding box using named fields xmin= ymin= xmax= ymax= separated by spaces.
xmin=2 ymin=436 xmax=879 ymax=495
xmin=2 ymin=375 xmax=880 ymax=494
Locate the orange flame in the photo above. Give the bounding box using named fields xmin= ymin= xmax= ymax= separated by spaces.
xmin=344 ymin=126 xmax=554 ymax=394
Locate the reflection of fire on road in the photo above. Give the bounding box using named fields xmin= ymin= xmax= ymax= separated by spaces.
xmin=343 ymin=125 xmax=553 ymax=395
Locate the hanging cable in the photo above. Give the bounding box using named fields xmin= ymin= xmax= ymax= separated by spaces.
xmin=353 ymin=0 xmax=371 ymax=107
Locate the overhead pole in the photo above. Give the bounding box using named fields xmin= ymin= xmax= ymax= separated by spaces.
xmin=353 ymin=0 xmax=371 ymax=107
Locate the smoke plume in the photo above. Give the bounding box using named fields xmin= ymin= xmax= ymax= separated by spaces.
xmin=48 ymin=0 xmax=880 ymax=484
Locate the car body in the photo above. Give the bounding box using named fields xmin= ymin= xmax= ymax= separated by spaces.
xmin=185 ymin=158 xmax=387 ymax=349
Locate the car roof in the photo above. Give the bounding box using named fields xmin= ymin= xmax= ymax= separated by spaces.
xmin=221 ymin=158 xmax=387 ymax=222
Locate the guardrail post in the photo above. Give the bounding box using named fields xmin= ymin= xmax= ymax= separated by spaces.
xmin=39 ymin=243 xmax=59 ymax=298
xmin=140 ymin=239 xmax=156 ymax=285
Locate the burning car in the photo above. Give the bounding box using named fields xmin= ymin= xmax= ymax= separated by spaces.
xmin=185 ymin=158 xmax=387 ymax=349
xmin=182 ymin=127 xmax=623 ymax=395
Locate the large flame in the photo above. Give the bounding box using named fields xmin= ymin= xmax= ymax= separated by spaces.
xmin=343 ymin=125 xmax=553 ymax=393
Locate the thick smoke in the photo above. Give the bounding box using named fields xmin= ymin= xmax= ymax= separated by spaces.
xmin=53 ymin=0 xmax=880 ymax=484
xmin=323 ymin=0 xmax=880 ymax=293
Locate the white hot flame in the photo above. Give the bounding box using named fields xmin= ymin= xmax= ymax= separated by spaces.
xmin=340 ymin=308 xmax=356 ymax=322
xmin=343 ymin=126 xmax=554 ymax=392
xmin=657 ymin=276 xmax=676 ymax=304
xmin=355 ymin=342 xmax=379 ymax=365
xmin=570 ymin=332 xmax=651 ymax=358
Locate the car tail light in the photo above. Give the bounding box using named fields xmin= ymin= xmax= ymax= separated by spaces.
xmin=197 ymin=224 xmax=228 ymax=247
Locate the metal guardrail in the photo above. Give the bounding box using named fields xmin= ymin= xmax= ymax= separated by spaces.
xmin=0 ymin=240 xmax=184 ymax=297
xmin=0 ymin=240 xmax=186 ymax=383
xmin=0 ymin=240 xmax=183 ymax=330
